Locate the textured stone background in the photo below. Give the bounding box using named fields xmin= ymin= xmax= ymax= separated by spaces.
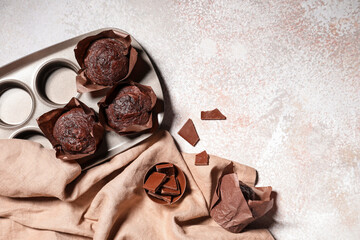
xmin=0 ymin=0 xmax=359 ymax=239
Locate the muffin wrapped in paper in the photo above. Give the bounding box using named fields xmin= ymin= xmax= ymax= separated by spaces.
xmin=37 ymin=97 xmax=104 ymax=160
xmin=98 ymin=81 xmax=157 ymax=135
xmin=210 ymin=163 xmax=274 ymax=233
xmin=74 ymin=29 xmax=138 ymax=93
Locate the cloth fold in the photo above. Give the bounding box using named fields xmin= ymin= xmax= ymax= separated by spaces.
xmin=0 ymin=130 xmax=273 ymax=240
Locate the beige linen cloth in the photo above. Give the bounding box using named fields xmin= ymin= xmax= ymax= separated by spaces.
xmin=0 ymin=130 xmax=273 ymax=240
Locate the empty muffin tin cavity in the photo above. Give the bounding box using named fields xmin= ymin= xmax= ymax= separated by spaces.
xmin=35 ymin=59 xmax=79 ymax=106
xmin=0 ymin=80 xmax=35 ymax=128
xmin=10 ymin=127 xmax=52 ymax=148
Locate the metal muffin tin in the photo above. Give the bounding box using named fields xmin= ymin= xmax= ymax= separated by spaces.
xmin=0 ymin=28 xmax=164 ymax=170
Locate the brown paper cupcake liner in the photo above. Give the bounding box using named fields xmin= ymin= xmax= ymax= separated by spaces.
xmin=36 ymin=97 xmax=104 ymax=161
xmin=74 ymin=30 xmax=138 ymax=93
xmin=98 ymin=81 xmax=157 ymax=135
xmin=210 ymin=163 xmax=274 ymax=233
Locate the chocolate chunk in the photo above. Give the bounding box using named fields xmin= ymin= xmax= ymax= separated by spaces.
xmin=144 ymin=163 xmax=187 ymax=205
xmin=163 ymin=175 xmax=178 ymax=190
xmin=178 ymin=119 xmax=199 ymax=146
xmin=148 ymin=191 xmax=172 ymax=203
xmin=239 ymin=181 xmax=256 ymax=201
xmin=161 ymin=187 xmax=181 ymax=196
xmin=143 ymin=172 xmax=167 ymax=192
xmin=201 ymin=108 xmax=226 ymax=120
xmin=156 ymin=163 xmax=175 ymax=176
xmin=195 ymin=150 xmax=209 ymax=166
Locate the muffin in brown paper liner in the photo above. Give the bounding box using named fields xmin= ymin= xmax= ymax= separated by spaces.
xmin=98 ymin=81 xmax=157 ymax=135
xmin=36 ymin=97 xmax=104 ymax=161
xmin=74 ymin=29 xmax=138 ymax=93
xmin=210 ymin=163 xmax=274 ymax=233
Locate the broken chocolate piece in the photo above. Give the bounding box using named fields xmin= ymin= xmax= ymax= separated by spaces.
xmin=162 ymin=175 xmax=178 ymax=190
xmin=156 ymin=163 xmax=175 ymax=176
xmin=201 ymin=108 xmax=226 ymax=120
xmin=148 ymin=191 xmax=172 ymax=203
xmin=161 ymin=187 xmax=181 ymax=196
xmin=195 ymin=150 xmax=209 ymax=166
xmin=177 ymin=119 xmax=199 ymax=146
xmin=143 ymin=172 xmax=167 ymax=192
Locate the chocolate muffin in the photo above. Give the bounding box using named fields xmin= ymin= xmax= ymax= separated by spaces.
xmin=37 ymin=98 xmax=104 ymax=160
xmin=84 ymin=38 xmax=129 ymax=86
xmin=98 ymin=81 xmax=157 ymax=134
xmin=105 ymin=85 xmax=152 ymax=131
xmin=74 ymin=30 xmax=138 ymax=93
xmin=53 ymin=108 xmax=96 ymax=154
xmin=239 ymin=181 xmax=256 ymax=201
